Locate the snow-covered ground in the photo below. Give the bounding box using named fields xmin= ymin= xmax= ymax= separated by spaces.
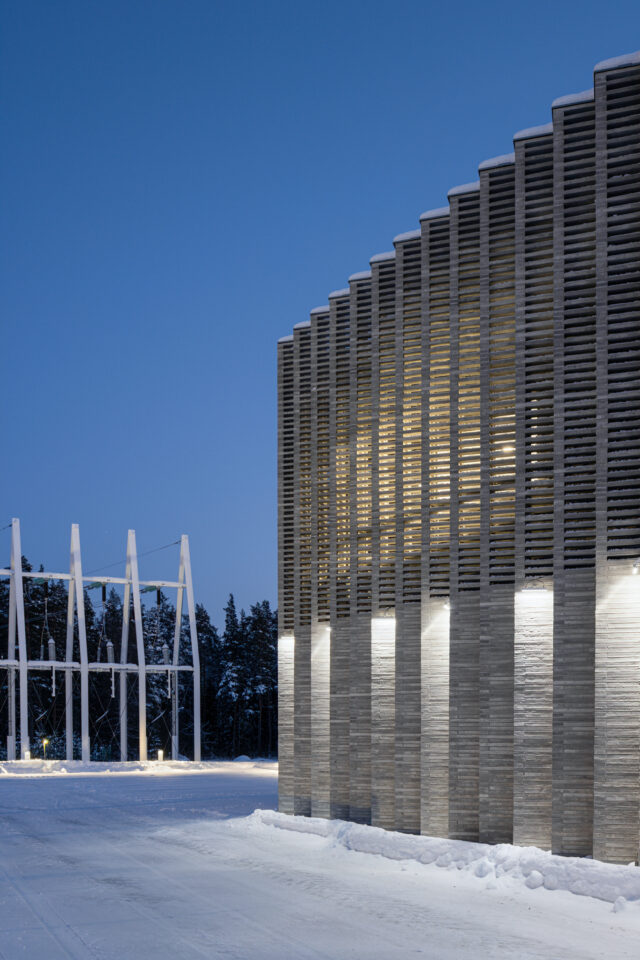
xmin=0 ymin=763 xmax=637 ymax=959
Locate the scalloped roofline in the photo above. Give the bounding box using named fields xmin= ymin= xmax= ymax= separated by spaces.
xmin=328 ymin=288 xmax=350 ymax=299
xmin=448 ymin=181 xmax=480 ymax=197
xmin=420 ymin=206 xmax=450 ymax=221
xmin=594 ymin=50 xmax=640 ymax=72
xmin=552 ymin=89 xmax=594 ymax=109
xmin=393 ymin=228 xmax=421 ymax=244
xmin=293 ymin=320 xmax=311 ymax=331
xmin=309 ymin=305 xmax=330 ymax=315
xmin=479 ymin=152 xmax=515 ymax=171
xmin=278 ymin=334 xmax=294 ymax=344
xmin=369 ymin=250 xmax=396 ymax=264
xmin=513 ymin=122 xmax=553 ymax=141
xmin=348 ymin=270 xmax=372 ymax=282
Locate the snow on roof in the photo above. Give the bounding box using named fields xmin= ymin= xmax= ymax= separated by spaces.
xmin=594 ymin=50 xmax=640 ymax=72
xmin=420 ymin=206 xmax=450 ymax=221
xmin=278 ymin=334 xmax=294 ymax=344
xmin=328 ymin=287 xmax=350 ymax=299
xmin=447 ymin=181 xmax=480 ymax=197
xmin=478 ymin=152 xmax=515 ymax=171
xmin=393 ymin=228 xmax=421 ymax=244
xmin=369 ymin=250 xmax=396 ymax=264
xmin=552 ymin=88 xmax=594 ymax=109
xmin=513 ymin=122 xmax=553 ymax=141
xmin=309 ymin=305 xmax=330 ymax=315
xmin=293 ymin=320 xmax=311 ymax=331
xmin=348 ymin=270 xmax=372 ymax=282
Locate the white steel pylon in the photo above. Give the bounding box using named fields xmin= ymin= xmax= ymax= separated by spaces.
xmin=1 ymin=519 xmax=200 ymax=763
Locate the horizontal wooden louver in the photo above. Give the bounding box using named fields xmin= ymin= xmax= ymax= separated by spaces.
xmin=487 ymin=166 xmax=516 ymax=584
xmin=562 ymin=102 xmax=597 ymax=568
xmin=424 ymin=217 xmax=451 ymax=596
xmin=315 ymin=315 xmax=331 ymax=621
xmin=522 ymin=136 xmax=554 ymax=578
xmin=278 ymin=340 xmax=295 ymax=633
xmin=334 ymin=297 xmax=351 ymax=620
xmin=400 ymin=239 xmax=422 ymax=602
xmin=352 ymin=279 xmax=373 ymax=614
xmin=604 ymin=67 xmax=640 ymax=559
xmin=295 ymin=327 xmax=312 ymax=625
xmin=377 ymin=262 xmax=397 ymax=609
xmin=455 ymin=194 xmax=482 ymax=591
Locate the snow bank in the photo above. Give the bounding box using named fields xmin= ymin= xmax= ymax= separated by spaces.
xmin=0 ymin=758 xmax=278 ymax=777
xmin=254 ymin=810 xmax=640 ymax=906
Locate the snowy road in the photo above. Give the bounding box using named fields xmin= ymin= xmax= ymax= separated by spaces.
xmin=0 ymin=764 xmax=637 ymax=959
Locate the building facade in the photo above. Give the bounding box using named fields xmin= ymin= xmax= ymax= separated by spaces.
xmin=277 ymin=52 xmax=640 ymax=864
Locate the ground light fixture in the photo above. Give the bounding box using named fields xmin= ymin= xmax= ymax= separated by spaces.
xmin=42 ymin=738 xmax=49 ymax=759
xmin=158 ymin=749 xmax=164 ymax=761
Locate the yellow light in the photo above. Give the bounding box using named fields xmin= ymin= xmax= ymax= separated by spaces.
xmin=42 ymin=738 xmax=49 ymax=746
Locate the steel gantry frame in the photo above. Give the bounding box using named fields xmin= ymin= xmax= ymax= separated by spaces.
xmin=1 ymin=519 xmax=201 ymax=762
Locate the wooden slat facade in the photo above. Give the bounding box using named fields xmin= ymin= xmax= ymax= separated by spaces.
xmin=277 ymin=52 xmax=640 ymax=864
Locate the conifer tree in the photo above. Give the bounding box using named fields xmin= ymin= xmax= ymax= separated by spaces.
xmin=217 ymin=594 xmax=247 ymax=756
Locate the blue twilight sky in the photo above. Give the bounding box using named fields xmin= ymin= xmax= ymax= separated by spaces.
xmin=1 ymin=1 xmax=638 ymax=625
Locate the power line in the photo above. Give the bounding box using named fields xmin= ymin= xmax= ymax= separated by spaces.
xmin=85 ymin=539 xmax=181 ymax=576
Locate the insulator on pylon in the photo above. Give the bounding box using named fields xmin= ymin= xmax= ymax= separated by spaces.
xmin=106 ymin=640 xmax=115 ymax=664
xmin=162 ymin=642 xmax=171 ymax=665
xmin=48 ymin=637 xmax=56 ymax=660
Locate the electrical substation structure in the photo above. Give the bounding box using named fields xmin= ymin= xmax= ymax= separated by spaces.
xmin=1 ymin=518 xmax=200 ymax=762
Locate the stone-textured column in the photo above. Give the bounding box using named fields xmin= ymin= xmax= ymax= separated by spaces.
xmin=593 ymin=56 xmax=640 ymax=864
xmin=310 ymin=307 xmax=331 ymax=818
xmin=448 ymin=184 xmax=481 ymax=841
xmin=329 ymin=289 xmax=351 ymax=819
xmin=478 ymin=156 xmax=516 ymax=844
xmin=349 ymin=272 xmax=373 ymax=824
xmin=513 ymin=582 xmax=553 ymax=846
xmin=293 ymin=322 xmax=312 ymax=815
xmin=277 ymin=336 xmax=295 ymax=814
xmin=370 ymin=251 xmax=397 ymax=829
xmin=370 ymin=615 xmax=396 ymax=828
xmin=394 ymin=231 xmax=422 ymax=833
xmin=552 ymin=93 xmax=597 ymax=857
xmin=420 ymin=208 xmax=451 ymax=838
xmin=513 ymin=123 xmax=555 ymax=848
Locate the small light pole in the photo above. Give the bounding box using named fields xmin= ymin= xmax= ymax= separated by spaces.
xmin=157 ymin=749 xmax=164 ymax=762
xmin=42 ymin=738 xmax=49 ymax=759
